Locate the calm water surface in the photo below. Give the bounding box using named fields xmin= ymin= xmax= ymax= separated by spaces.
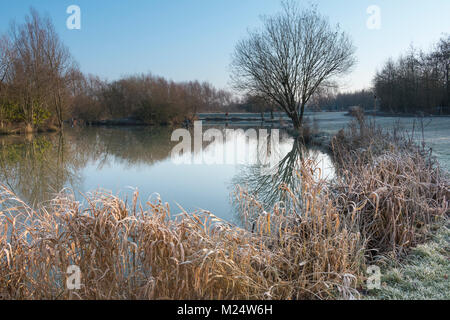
xmin=0 ymin=112 xmax=448 ymax=223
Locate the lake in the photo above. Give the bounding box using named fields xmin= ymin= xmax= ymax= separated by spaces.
xmin=0 ymin=112 xmax=449 ymax=223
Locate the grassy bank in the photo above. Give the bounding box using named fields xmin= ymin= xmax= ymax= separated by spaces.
xmin=0 ymin=116 xmax=448 ymax=300
xmin=366 ymin=223 xmax=449 ymax=300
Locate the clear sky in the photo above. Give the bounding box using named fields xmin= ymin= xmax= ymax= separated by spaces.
xmin=0 ymin=0 xmax=449 ymax=93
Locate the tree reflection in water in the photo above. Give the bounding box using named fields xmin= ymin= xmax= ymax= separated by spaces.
xmin=231 ymin=137 xmax=334 ymax=226
xmin=0 ymin=126 xmax=176 ymax=206
xmin=0 ymin=126 xmax=334 ymax=222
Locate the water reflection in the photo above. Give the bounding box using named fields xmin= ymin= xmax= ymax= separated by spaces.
xmin=231 ymin=137 xmax=334 ymax=221
xmin=0 ymin=126 xmax=333 ymax=222
xmin=0 ymin=133 xmax=82 ymax=205
xmin=3 ymin=112 xmax=445 ymax=219
xmin=0 ymin=127 xmax=177 ymax=205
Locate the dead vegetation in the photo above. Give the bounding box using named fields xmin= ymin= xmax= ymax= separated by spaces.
xmin=0 ymin=114 xmax=448 ymax=300
xmin=0 ymin=156 xmax=366 ymax=300
xmin=331 ymin=115 xmax=449 ymax=257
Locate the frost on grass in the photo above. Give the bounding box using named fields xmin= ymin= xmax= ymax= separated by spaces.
xmin=367 ymin=224 xmax=449 ymax=300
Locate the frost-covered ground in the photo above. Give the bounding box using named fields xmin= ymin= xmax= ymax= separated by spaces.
xmin=315 ymin=112 xmax=449 ymax=300
xmin=365 ymin=223 xmax=449 ymax=300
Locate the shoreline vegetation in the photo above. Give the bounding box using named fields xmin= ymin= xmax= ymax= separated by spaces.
xmin=0 ymin=115 xmax=448 ymax=300
xmin=1 ymin=110 xmax=450 ymax=137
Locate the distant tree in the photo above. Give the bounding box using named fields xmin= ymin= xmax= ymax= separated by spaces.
xmin=70 ymin=73 xmax=108 ymax=123
xmin=238 ymin=94 xmax=274 ymax=120
xmin=0 ymin=35 xmax=13 ymax=127
xmin=374 ymin=35 xmax=449 ymax=114
xmin=0 ymin=35 xmax=11 ymax=84
xmin=4 ymin=9 xmax=77 ymax=130
xmin=40 ymin=12 xmax=78 ymax=129
xmin=435 ymin=35 xmax=450 ymax=109
xmin=231 ymin=1 xmax=355 ymax=131
xmin=311 ymin=88 xmax=375 ymax=112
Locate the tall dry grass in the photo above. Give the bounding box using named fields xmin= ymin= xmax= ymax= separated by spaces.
xmin=0 ymin=156 xmax=366 ymax=300
xmin=331 ymin=115 xmax=449 ymax=257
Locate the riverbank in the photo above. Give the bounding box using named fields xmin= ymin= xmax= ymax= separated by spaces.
xmin=4 ymin=109 xmax=449 ymax=137
xmin=0 ymin=115 xmax=447 ymax=300
xmin=363 ymin=111 xmax=450 ymax=118
xmin=0 ymin=124 xmax=60 ymax=136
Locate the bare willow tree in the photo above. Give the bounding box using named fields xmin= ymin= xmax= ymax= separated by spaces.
xmin=231 ymin=1 xmax=356 ymax=131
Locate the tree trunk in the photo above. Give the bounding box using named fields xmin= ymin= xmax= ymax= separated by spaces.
xmin=291 ymin=113 xmax=302 ymax=131
xmin=291 ymin=103 xmax=306 ymax=132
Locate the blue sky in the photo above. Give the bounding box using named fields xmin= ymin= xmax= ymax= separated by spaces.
xmin=0 ymin=0 xmax=449 ymax=92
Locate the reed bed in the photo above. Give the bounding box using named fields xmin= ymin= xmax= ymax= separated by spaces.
xmin=331 ymin=115 xmax=449 ymax=257
xmin=0 ymin=156 xmax=366 ymax=300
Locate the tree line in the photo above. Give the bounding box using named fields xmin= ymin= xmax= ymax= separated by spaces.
xmin=2 ymin=6 xmax=447 ymax=136
xmin=373 ymin=35 xmax=449 ymax=115
xmin=299 ymin=36 xmax=449 ymax=115
xmin=0 ymin=9 xmax=234 ymax=132
xmin=71 ymin=73 xmax=233 ymax=125
xmin=310 ymin=88 xmax=375 ymax=111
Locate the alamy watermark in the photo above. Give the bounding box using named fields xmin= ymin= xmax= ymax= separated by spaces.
xmin=366 ymin=5 xmax=381 ymax=30
xmin=65 ymin=5 xmax=381 ymax=31
xmin=66 ymin=265 xmax=81 ymax=290
xmin=66 ymin=5 xmax=81 ymax=30
xmin=170 ymin=121 xmax=282 ymax=176
xmin=366 ymin=265 xmax=381 ymax=290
